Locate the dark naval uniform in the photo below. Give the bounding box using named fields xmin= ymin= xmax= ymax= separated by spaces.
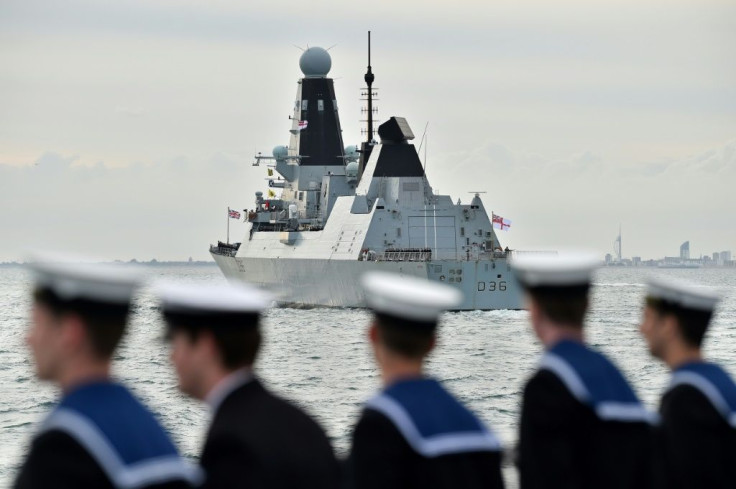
xmin=14 ymin=381 xmax=200 ymax=489
xmin=656 ymin=362 xmax=736 ymax=489
xmin=201 ymin=375 xmax=340 ymax=489
xmin=347 ymin=377 xmax=505 ymax=489
xmin=518 ymin=339 xmax=653 ymax=489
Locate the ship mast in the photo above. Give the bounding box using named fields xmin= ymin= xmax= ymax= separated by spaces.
xmin=358 ymin=31 xmax=377 ymax=181
xmin=365 ymin=31 xmax=375 ymax=143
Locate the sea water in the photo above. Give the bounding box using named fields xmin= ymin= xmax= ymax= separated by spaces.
xmin=1 ymin=265 xmax=734 ymax=487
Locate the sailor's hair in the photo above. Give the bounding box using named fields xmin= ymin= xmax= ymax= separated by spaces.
xmin=526 ymin=284 xmax=590 ymax=327
xmin=164 ymin=312 xmax=262 ymax=369
xmin=374 ymin=312 xmax=436 ymax=360
xmin=646 ymin=297 xmax=713 ymax=348
xmin=33 ymin=286 xmax=129 ymax=359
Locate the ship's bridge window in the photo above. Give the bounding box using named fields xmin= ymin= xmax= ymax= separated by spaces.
xmin=298 ymin=192 xmax=304 ymax=201
xmin=333 ymin=100 xmax=338 ymax=110
xmin=301 ymin=100 xmax=308 ymax=111
xmin=318 ymin=100 xmax=324 ymax=112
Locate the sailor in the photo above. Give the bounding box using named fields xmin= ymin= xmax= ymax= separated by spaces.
xmin=345 ymin=272 xmax=505 ymax=489
xmin=512 ymin=254 xmax=653 ymax=489
xmin=156 ymin=282 xmax=340 ymax=489
xmin=15 ymin=253 xmax=200 ymax=489
xmin=639 ymin=277 xmax=735 ymax=488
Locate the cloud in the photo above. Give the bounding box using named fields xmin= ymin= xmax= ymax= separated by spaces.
xmin=0 ymin=151 xmax=263 ymax=261
xmin=445 ymin=142 xmax=604 ymax=181
xmin=666 ymin=139 xmax=736 ymax=175
xmin=425 ymin=138 xmax=735 ymax=257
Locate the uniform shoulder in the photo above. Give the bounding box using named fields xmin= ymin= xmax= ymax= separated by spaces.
xmin=352 ymin=407 xmax=410 ymax=452
xmin=525 ymin=368 xmax=574 ymax=397
xmin=14 ymin=429 xmax=111 ymax=489
xmin=522 ymin=368 xmax=589 ymax=424
xmin=662 ymin=383 xmax=723 ymax=425
xmin=221 ymin=380 xmax=320 ymax=422
xmin=212 ymin=380 xmax=332 ymax=446
xmin=358 ymin=406 xmax=403 ymax=432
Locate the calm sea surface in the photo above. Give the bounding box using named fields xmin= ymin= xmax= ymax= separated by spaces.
xmin=1 ymin=265 xmax=734 ymax=487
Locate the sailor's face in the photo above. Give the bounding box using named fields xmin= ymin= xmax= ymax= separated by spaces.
xmin=639 ymin=306 xmax=665 ymax=359
xmin=27 ymin=303 xmax=65 ymax=381
xmin=169 ymin=330 xmax=206 ymax=400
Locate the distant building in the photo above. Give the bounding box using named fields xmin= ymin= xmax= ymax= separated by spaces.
xmin=713 ymin=252 xmax=720 ymax=263
xmin=721 ymin=251 xmax=732 ymax=263
xmin=680 ymin=241 xmax=690 ymax=260
xmin=632 ymin=256 xmax=641 ymax=266
xmin=605 ymin=253 xmax=612 ymax=264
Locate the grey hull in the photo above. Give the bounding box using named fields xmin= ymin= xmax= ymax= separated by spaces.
xmin=212 ymin=253 xmax=524 ymax=310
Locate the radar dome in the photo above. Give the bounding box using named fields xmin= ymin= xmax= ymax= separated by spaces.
xmin=299 ymin=47 xmax=332 ymax=78
xmin=272 ymin=145 xmax=289 ymax=159
xmin=346 ymin=161 xmax=359 ymax=183
xmin=344 ymin=145 xmax=359 ymax=163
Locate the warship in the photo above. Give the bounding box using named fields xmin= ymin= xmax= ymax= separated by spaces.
xmin=210 ymin=35 xmax=524 ymax=310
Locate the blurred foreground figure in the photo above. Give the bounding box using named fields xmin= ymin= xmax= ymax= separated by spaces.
xmin=640 ymin=278 xmax=735 ymax=489
xmin=345 ymin=272 xmax=505 ymax=489
xmin=157 ymin=282 xmax=340 ymax=489
xmin=512 ymin=254 xmax=653 ymax=489
xmin=15 ymin=254 xmax=200 ymax=489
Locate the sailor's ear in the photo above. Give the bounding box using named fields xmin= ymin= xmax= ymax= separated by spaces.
xmin=368 ymin=322 xmax=379 ymax=344
xmin=58 ymin=313 xmax=88 ymax=354
xmin=204 ymin=329 xmax=219 ymax=349
xmin=660 ymin=313 xmax=681 ymax=342
xmin=528 ymin=298 xmax=542 ymax=325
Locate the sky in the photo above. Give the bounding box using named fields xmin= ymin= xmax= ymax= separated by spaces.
xmin=1 ymin=0 xmax=734 ymax=261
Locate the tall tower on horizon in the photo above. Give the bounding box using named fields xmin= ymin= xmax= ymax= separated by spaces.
xmin=613 ymin=225 xmax=622 ymax=262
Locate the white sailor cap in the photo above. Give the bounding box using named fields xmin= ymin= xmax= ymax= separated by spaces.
xmin=646 ymin=277 xmax=720 ymax=312
xmin=156 ymin=281 xmax=273 ymax=325
xmin=361 ymin=271 xmax=464 ymax=323
xmin=510 ymin=252 xmax=599 ymax=289
xmin=27 ymin=252 xmax=142 ymax=306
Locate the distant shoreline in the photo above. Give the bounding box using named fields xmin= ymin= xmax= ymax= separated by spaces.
xmin=0 ymin=261 xmax=217 ymax=268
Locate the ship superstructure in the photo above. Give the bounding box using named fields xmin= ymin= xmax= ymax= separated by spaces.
xmin=210 ymin=41 xmax=523 ymax=310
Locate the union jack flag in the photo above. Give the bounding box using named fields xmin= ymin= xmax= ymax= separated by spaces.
xmin=297 ymin=120 xmax=308 ymax=130
xmin=228 ymin=209 xmax=241 ymax=219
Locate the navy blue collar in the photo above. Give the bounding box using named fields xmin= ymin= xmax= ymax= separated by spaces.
xmin=365 ymin=377 xmax=501 ymax=457
xmin=541 ymin=340 xmax=656 ymax=424
xmin=42 ymin=381 xmax=202 ymax=488
xmin=670 ymin=361 xmax=736 ymax=427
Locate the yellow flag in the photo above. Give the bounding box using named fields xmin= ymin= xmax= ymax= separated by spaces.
xmin=267 ymin=189 xmax=276 ymax=198
xmin=267 ymin=168 xmax=273 ymax=176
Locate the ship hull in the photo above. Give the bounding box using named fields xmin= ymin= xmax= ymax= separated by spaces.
xmin=211 ymin=253 xmax=524 ymax=310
